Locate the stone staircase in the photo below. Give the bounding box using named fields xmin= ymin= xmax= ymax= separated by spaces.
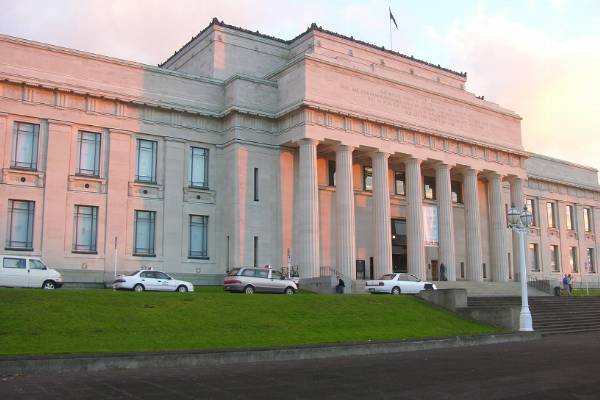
xmin=467 ymin=296 xmax=600 ymax=335
xmin=435 ymin=281 xmax=550 ymax=297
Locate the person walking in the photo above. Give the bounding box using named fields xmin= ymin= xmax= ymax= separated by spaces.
xmin=562 ymin=274 xmax=570 ymax=296
xmin=335 ymin=276 xmax=345 ymax=294
xmin=567 ymin=274 xmax=573 ymax=295
xmin=440 ymin=263 xmax=447 ymax=281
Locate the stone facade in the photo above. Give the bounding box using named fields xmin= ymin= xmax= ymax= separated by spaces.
xmin=0 ymin=19 xmax=598 ymax=285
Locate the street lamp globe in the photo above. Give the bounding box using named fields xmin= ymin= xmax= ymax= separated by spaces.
xmin=520 ymin=206 xmax=533 ymax=227
xmin=507 ymin=206 xmax=521 ymax=227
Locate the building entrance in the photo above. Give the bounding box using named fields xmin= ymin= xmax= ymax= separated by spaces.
xmin=392 ymin=219 xmax=407 ymax=273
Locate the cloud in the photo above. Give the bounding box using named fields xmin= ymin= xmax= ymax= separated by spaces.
xmin=444 ymin=12 xmax=600 ymax=176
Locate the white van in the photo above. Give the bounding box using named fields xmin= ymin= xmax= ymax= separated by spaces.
xmin=0 ymin=255 xmax=63 ymax=289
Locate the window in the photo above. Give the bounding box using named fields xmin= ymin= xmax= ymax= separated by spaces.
xmin=253 ymin=236 xmax=258 ymax=267
xmin=29 ymin=259 xmax=45 ymax=270
xmin=271 ymin=270 xmax=283 ymax=280
xmin=547 ymin=202 xmax=556 ymax=228
xmin=189 ymin=147 xmax=208 ymax=188
xmin=460 ymin=262 xmax=465 ymax=278
xmin=565 ymin=205 xmax=574 ymax=231
xmin=6 ymin=200 xmax=34 ymax=250
xmin=363 ymin=166 xmax=372 ymax=191
xmin=3 ymin=257 xmax=26 ymax=269
xmin=11 ymin=122 xmax=39 ymax=170
xmin=451 ymin=181 xmax=462 ymax=203
xmin=526 ymin=198 xmax=536 ymax=226
xmin=528 ymin=243 xmax=539 ymax=272
xmin=77 ymin=131 xmax=101 ymax=176
xmin=550 ymin=245 xmax=560 ymax=272
xmin=570 ymin=246 xmax=578 ymax=273
xmin=73 ymin=206 xmax=98 ymax=253
xmin=134 ymin=210 xmax=156 ymax=256
xmin=253 ymin=168 xmax=259 ymax=201
xmin=394 ymin=171 xmax=405 ymax=195
xmin=136 ymin=139 xmax=157 ymax=183
xmin=424 ymin=176 xmax=436 ymax=200
xmin=328 ymin=160 xmax=336 ymax=187
xmin=586 ymin=248 xmax=595 ymax=273
xmin=155 ymin=271 xmax=170 ymax=280
xmin=189 ymin=215 xmax=208 ymax=258
xmin=583 ymin=208 xmax=592 ymax=232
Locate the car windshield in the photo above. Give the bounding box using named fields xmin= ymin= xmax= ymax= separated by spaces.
xmin=227 ymin=268 xmax=241 ymax=276
xmin=380 ymin=274 xmax=396 ymax=280
xmin=127 ymin=271 xmax=140 ymax=276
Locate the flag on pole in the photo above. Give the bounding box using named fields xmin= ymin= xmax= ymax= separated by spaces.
xmin=389 ymin=7 xmax=398 ymax=29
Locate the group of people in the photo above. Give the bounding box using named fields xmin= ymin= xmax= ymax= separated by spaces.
xmin=562 ymin=274 xmax=574 ymax=295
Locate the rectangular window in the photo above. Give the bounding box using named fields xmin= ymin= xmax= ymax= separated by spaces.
xmin=451 ymin=181 xmax=462 ymax=203
xmin=394 ymin=171 xmax=405 ymax=195
xmin=526 ymin=198 xmax=536 ymax=226
xmin=253 ymin=236 xmax=258 ymax=268
xmin=6 ymin=200 xmax=35 ymax=250
xmin=11 ymin=122 xmax=39 ymax=170
xmin=482 ymin=263 xmax=487 ymax=279
xmin=73 ymin=205 xmax=98 ymax=253
xmin=363 ymin=166 xmax=372 ymax=191
xmin=253 ymin=168 xmax=259 ymax=201
xmin=549 ymin=245 xmax=560 ymax=272
xmin=77 ymin=131 xmax=101 ymax=176
xmin=189 ymin=215 xmax=208 ymax=258
xmin=424 ymin=176 xmax=436 ymax=200
xmin=583 ymin=208 xmax=592 ymax=232
xmin=460 ymin=262 xmax=465 ymax=278
xmin=547 ymin=202 xmax=556 ymax=228
xmin=586 ymin=248 xmax=596 ymax=273
xmin=136 ymin=139 xmax=157 ymax=183
xmin=528 ymin=243 xmax=539 ymax=272
xmin=189 ymin=147 xmax=209 ymax=188
xmin=328 ymin=160 xmax=336 ymax=187
xmin=570 ymin=246 xmax=578 ymax=273
xmin=134 ymin=210 xmax=156 ymax=256
xmin=565 ymin=205 xmax=574 ymax=231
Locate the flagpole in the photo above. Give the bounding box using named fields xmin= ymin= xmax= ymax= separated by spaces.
xmin=389 ymin=7 xmax=393 ymax=51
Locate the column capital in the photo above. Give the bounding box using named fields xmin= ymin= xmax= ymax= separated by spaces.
xmin=370 ymin=150 xmax=390 ymax=161
xmin=481 ymin=171 xmax=503 ymax=181
xmin=335 ymin=144 xmax=355 ymax=153
xmin=462 ymin=167 xmax=480 ymax=177
xmin=433 ymin=161 xmax=455 ymax=172
xmin=297 ymin=138 xmax=320 ymax=146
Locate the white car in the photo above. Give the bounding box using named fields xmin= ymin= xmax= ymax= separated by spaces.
xmin=113 ymin=270 xmax=194 ymax=292
xmin=365 ymin=273 xmax=436 ymax=295
xmin=0 ymin=255 xmax=63 ymax=289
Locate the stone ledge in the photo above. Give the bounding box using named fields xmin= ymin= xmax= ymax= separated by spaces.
xmin=0 ymin=332 xmax=539 ymax=377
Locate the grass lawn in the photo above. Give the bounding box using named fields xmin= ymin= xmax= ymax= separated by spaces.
xmin=571 ymin=289 xmax=600 ymax=296
xmin=0 ymin=287 xmax=498 ymax=356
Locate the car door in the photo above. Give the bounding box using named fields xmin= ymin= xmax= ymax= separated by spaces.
xmin=269 ymin=270 xmax=287 ymax=292
xmin=407 ymin=275 xmax=422 ymax=294
xmin=28 ymin=259 xmax=48 ymax=288
xmin=154 ymin=272 xmax=176 ymax=291
xmin=1 ymin=257 xmax=28 ymax=287
xmin=139 ymin=271 xmax=159 ymax=291
xmin=254 ymin=269 xmax=270 ymax=292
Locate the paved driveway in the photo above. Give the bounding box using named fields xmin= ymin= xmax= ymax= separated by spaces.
xmin=1 ymin=332 xmax=599 ymax=399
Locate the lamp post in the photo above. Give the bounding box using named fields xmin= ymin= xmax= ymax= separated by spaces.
xmin=507 ymin=204 xmax=534 ymax=332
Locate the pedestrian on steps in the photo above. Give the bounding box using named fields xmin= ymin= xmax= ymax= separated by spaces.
xmin=562 ymin=274 xmax=570 ymax=296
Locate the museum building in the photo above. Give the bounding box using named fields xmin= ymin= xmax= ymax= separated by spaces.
xmin=0 ymin=19 xmax=598 ymax=286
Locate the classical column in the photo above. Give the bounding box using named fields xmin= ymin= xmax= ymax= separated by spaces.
xmin=298 ymin=139 xmax=320 ymax=278
xmin=464 ymin=168 xmax=483 ymax=281
xmin=371 ymin=151 xmax=393 ymax=278
xmin=336 ymin=145 xmax=356 ymax=287
xmin=510 ymin=177 xmax=524 ymax=281
xmin=435 ymin=163 xmax=456 ymax=281
xmin=406 ymin=157 xmax=425 ymax=279
xmin=488 ymin=173 xmax=509 ymax=282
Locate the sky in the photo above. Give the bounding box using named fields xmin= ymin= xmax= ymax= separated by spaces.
xmin=1 ymin=0 xmax=599 ymax=178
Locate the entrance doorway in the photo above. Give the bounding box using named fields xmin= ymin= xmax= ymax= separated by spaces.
xmin=356 ymin=260 xmax=366 ymax=280
xmin=392 ymin=219 xmax=407 ymax=273
xmin=431 ymin=260 xmax=438 ymax=281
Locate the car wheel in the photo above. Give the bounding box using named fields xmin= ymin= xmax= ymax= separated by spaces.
xmin=177 ymin=285 xmax=188 ymax=293
xmin=244 ymin=285 xmax=255 ymax=295
xmin=284 ymin=286 xmax=295 ymax=295
xmin=391 ymin=286 xmax=401 ymax=295
xmin=133 ymin=284 xmax=145 ymax=292
xmin=42 ymin=280 xmax=56 ymax=290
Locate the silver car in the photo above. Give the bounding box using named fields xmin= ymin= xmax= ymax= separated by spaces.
xmin=224 ymin=267 xmax=298 ymax=294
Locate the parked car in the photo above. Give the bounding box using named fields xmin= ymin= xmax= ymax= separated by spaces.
xmin=0 ymin=255 xmax=63 ymax=289
xmin=364 ymin=273 xmax=436 ymax=295
xmin=224 ymin=267 xmax=298 ymax=294
xmin=113 ymin=270 xmax=194 ymax=292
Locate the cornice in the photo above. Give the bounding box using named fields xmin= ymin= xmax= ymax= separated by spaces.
xmin=528 ymin=154 xmax=598 ymax=173
xmin=527 ymin=174 xmax=600 ymax=193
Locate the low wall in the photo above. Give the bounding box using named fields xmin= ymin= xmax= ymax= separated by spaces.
xmin=417 ymin=289 xmax=467 ymax=311
xmin=300 ymin=276 xmax=337 ymax=294
xmin=457 ymin=306 xmax=521 ymax=332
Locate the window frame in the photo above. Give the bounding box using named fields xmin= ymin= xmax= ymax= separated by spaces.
xmin=6 ymin=200 xmax=35 ymax=251
xmin=394 ymin=171 xmax=405 ymax=195
xmin=546 ymin=202 xmax=556 ymax=228
xmin=363 ymin=166 xmax=373 ymax=192
xmin=565 ymin=205 xmax=574 ymax=231
xmin=328 ymin=160 xmax=336 ymax=187
xmin=423 ymin=176 xmax=436 ymax=200
xmin=549 ymin=244 xmax=560 ymax=272
xmin=526 ymin=198 xmax=536 ymax=226
xmin=72 ymin=205 xmax=98 ymax=253
xmin=188 ymin=215 xmax=209 ymax=259
xmin=11 ymin=122 xmax=40 ymax=171
xmin=583 ymin=208 xmax=592 ymax=233
xmin=451 ymin=180 xmax=463 ymax=204
xmin=189 ymin=146 xmax=209 ymax=189
xmin=586 ymin=248 xmax=596 ymax=273
xmin=528 ymin=243 xmax=540 ymax=272
xmin=569 ymin=246 xmax=578 ymax=273
xmin=135 ymin=139 xmax=158 ymax=184
xmin=76 ymin=131 xmax=102 ymax=177
xmin=133 ymin=210 xmax=156 ymax=257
